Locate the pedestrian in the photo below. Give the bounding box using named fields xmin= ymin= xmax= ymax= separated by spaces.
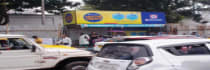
xmin=89 ymin=32 xmax=98 ymax=47
xmin=57 ymin=34 xmax=72 ymax=47
xmin=79 ymin=33 xmax=90 ymax=47
xmin=191 ymin=32 xmax=200 ymax=37
xmin=32 ymin=35 xmax=43 ymax=44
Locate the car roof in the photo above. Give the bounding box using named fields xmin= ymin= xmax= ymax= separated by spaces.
xmin=121 ymin=36 xmax=152 ymax=38
xmin=119 ymin=39 xmax=210 ymax=48
xmin=126 ymin=35 xmax=201 ymax=40
xmin=0 ymin=34 xmax=24 ymax=37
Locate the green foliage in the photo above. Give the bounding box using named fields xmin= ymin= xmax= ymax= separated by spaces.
xmin=0 ymin=0 xmax=81 ymax=25
xmin=1 ymin=0 xmax=81 ymax=13
xmin=83 ymin=0 xmax=191 ymax=23
xmin=0 ymin=0 xmax=9 ymax=25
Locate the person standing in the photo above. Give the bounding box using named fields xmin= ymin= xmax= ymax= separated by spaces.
xmin=32 ymin=36 xmax=43 ymax=44
xmin=191 ymin=32 xmax=200 ymax=37
xmin=89 ymin=32 xmax=98 ymax=46
xmin=57 ymin=34 xmax=72 ymax=47
xmin=79 ymin=33 xmax=90 ymax=47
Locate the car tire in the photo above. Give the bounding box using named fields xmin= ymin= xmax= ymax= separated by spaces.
xmin=63 ymin=61 xmax=89 ymax=70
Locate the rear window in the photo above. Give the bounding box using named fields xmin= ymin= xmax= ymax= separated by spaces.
xmin=97 ymin=44 xmax=152 ymax=60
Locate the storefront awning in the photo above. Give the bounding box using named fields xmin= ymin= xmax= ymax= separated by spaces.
xmin=81 ymin=24 xmax=165 ymax=28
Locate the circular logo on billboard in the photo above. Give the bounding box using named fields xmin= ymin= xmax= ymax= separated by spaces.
xmin=84 ymin=13 xmax=103 ymax=22
xmin=150 ymin=14 xmax=158 ymax=19
xmin=127 ymin=14 xmax=138 ymax=20
xmin=112 ymin=13 xmax=124 ymax=20
xmin=65 ymin=14 xmax=73 ymax=23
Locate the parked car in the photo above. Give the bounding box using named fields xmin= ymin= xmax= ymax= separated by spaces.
xmin=88 ymin=39 xmax=210 ymax=70
xmin=0 ymin=34 xmax=93 ymax=70
xmin=93 ymin=35 xmax=201 ymax=52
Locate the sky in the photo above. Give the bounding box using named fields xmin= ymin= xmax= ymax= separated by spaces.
xmin=68 ymin=0 xmax=83 ymax=2
xmin=68 ymin=0 xmax=84 ymax=6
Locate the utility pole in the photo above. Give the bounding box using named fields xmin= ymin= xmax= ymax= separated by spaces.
xmin=41 ymin=0 xmax=45 ymax=25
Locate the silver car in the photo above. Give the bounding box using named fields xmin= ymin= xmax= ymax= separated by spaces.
xmin=88 ymin=39 xmax=210 ymax=70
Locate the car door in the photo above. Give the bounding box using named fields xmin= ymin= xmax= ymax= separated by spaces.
xmin=0 ymin=38 xmax=41 ymax=69
xmin=159 ymin=43 xmax=210 ymax=70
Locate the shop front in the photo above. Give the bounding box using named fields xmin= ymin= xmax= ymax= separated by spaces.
xmin=63 ymin=10 xmax=166 ymax=42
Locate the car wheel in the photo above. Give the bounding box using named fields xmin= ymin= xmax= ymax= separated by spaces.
xmin=63 ymin=61 xmax=89 ymax=70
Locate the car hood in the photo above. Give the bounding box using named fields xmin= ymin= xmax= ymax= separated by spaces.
xmin=95 ymin=42 xmax=111 ymax=45
xmin=40 ymin=44 xmax=89 ymax=53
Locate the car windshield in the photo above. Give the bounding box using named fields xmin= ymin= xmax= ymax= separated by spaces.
xmin=97 ymin=44 xmax=151 ymax=60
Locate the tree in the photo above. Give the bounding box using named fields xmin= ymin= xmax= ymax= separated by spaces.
xmin=83 ymin=0 xmax=191 ymax=23
xmin=0 ymin=0 xmax=9 ymax=25
xmin=7 ymin=0 xmax=81 ymax=13
xmin=0 ymin=0 xmax=81 ymax=25
xmin=198 ymin=0 xmax=210 ymax=5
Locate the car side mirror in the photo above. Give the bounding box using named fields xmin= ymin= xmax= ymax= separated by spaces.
xmin=31 ymin=45 xmax=36 ymax=52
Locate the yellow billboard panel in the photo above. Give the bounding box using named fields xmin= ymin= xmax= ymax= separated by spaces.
xmin=63 ymin=11 xmax=76 ymax=25
xmin=76 ymin=11 xmax=142 ymax=24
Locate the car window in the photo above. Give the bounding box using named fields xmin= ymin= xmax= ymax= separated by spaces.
xmin=0 ymin=39 xmax=10 ymax=50
xmin=163 ymin=43 xmax=210 ymax=55
xmin=97 ymin=44 xmax=151 ymax=60
xmin=0 ymin=38 xmax=32 ymax=50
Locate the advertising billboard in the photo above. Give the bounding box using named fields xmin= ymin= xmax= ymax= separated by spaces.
xmin=63 ymin=11 xmax=166 ymax=27
xmin=63 ymin=11 xmax=76 ymax=25
xmin=141 ymin=12 xmax=166 ymax=24
xmin=76 ymin=11 xmax=142 ymax=24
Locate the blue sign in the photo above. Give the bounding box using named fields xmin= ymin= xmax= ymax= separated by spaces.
xmin=126 ymin=14 xmax=138 ymax=20
xmin=141 ymin=12 xmax=166 ymax=24
xmin=84 ymin=13 xmax=103 ymax=22
xmin=112 ymin=13 xmax=124 ymax=20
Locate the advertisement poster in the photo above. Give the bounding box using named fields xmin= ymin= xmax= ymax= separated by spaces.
xmin=76 ymin=11 xmax=142 ymax=24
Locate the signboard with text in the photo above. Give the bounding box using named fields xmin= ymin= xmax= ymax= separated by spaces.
xmin=76 ymin=11 xmax=142 ymax=24
xmin=63 ymin=11 xmax=166 ymax=27
xmin=63 ymin=11 xmax=76 ymax=25
xmin=141 ymin=12 xmax=166 ymax=24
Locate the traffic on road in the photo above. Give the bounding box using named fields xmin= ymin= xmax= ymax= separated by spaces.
xmin=1 ymin=0 xmax=210 ymax=70
xmin=0 ymin=34 xmax=210 ymax=70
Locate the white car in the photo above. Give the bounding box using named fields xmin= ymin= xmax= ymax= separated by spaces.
xmin=0 ymin=34 xmax=93 ymax=70
xmin=93 ymin=35 xmax=199 ymax=52
xmin=94 ymin=36 xmax=152 ymax=52
xmin=88 ymin=39 xmax=210 ymax=70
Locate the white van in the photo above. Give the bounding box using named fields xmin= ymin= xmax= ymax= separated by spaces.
xmin=88 ymin=39 xmax=210 ymax=70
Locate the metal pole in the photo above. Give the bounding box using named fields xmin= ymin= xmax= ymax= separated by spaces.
xmin=6 ymin=24 xmax=9 ymax=34
xmin=41 ymin=0 xmax=45 ymax=25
